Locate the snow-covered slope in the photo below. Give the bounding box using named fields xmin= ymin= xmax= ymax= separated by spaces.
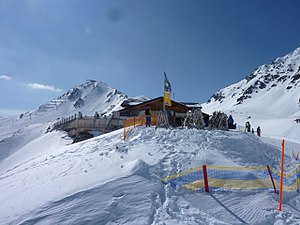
xmin=0 ymin=80 xmax=128 ymax=162
xmin=1 ymin=50 xmax=300 ymax=224
xmin=0 ymin=127 xmax=299 ymax=224
xmin=202 ymin=47 xmax=300 ymax=141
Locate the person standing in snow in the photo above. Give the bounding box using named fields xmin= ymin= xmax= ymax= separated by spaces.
xmin=247 ymin=122 xmax=251 ymax=132
xmin=94 ymin=111 xmax=99 ymax=119
xmin=257 ymin=126 xmax=261 ymax=137
xmin=227 ymin=115 xmax=234 ymax=129
xmin=78 ymin=111 xmax=83 ymax=119
xmin=245 ymin=121 xmax=251 ymax=132
xmin=145 ymin=105 xmax=152 ymax=127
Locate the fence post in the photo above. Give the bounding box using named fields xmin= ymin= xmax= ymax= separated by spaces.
xmin=297 ymin=167 xmax=300 ymax=193
xmin=278 ymin=139 xmax=285 ymax=211
xmin=123 ymin=128 xmax=127 ymax=140
xmin=267 ymin=165 xmax=277 ymax=193
xmin=202 ymin=165 xmax=209 ymax=192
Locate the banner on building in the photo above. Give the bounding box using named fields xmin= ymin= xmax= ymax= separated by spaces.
xmin=164 ymin=91 xmax=172 ymax=107
xmin=164 ymin=72 xmax=172 ymax=107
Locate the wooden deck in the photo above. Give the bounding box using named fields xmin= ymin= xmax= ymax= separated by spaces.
xmin=53 ymin=116 xmax=123 ymax=136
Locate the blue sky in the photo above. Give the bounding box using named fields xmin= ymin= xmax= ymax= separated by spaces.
xmin=1 ymin=0 xmax=300 ymax=117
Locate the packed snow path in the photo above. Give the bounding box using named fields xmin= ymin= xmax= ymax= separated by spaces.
xmin=0 ymin=127 xmax=299 ymax=224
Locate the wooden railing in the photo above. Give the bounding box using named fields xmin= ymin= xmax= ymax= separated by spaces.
xmin=53 ymin=116 xmax=123 ymax=136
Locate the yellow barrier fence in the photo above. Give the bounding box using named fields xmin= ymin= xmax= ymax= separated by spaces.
xmin=122 ymin=115 xmax=157 ymax=140
xmin=124 ymin=115 xmax=157 ymax=128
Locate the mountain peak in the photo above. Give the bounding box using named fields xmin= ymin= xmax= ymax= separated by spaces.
xmin=24 ymin=80 xmax=128 ymax=123
xmin=290 ymin=46 xmax=300 ymax=57
xmin=204 ymin=47 xmax=300 ymax=117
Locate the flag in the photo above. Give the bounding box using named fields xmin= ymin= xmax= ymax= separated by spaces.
xmin=164 ymin=91 xmax=172 ymax=107
xmin=164 ymin=72 xmax=172 ymax=107
xmin=164 ymin=72 xmax=172 ymax=93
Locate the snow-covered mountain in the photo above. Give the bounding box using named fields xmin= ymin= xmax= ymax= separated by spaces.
xmin=31 ymin=79 xmax=128 ymax=119
xmin=0 ymin=80 xmax=131 ymax=162
xmin=202 ymin=47 xmax=300 ymax=141
xmin=1 ymin=51 xmax=300 ymax=224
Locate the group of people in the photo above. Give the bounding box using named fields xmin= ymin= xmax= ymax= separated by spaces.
xmin=245 ymin=121 xmax=261 ymax=137
xmin=227 ymin=116 xmax=261 ymax=136
xmin=143 ymin=107 xmax=262 ymax=137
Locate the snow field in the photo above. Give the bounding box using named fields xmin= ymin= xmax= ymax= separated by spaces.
xmin=0 ymin=126 xmax=299 ymax=224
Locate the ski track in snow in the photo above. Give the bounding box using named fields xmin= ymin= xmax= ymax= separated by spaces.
xmin=0 ymin=126 xmax=300 ymax=224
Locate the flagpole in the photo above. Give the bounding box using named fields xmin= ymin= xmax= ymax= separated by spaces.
xmin=163 ymin=69 xmax=165 ymax=111
xmin=163 ymin=69 xmax=173 ymax=112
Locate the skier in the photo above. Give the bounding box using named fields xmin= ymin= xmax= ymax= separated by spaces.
xmin=257 ymin=126 xmax=261 ymax=137
xmin=251 ymin=128 xmax=254 ymax=134
xmin=145 ymin=105 xmax=152 ymax=127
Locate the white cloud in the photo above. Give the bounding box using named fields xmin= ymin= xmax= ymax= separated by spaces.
xmin=0 ymin=75 xmax=12 ymax=80
xmin=27 ymin=83 xmax=63 ymax=92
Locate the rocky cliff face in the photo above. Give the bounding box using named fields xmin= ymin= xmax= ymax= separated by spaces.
xmin=204 ymin=47 xmax=300 ymax=117
xmin=36 ymin=80 xmax=128 ymax=118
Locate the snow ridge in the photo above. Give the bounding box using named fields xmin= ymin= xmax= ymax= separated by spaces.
xmin=205 ymin=47 xmax=300 ymax=116
xmin=202 ymin=47 xmax=300 ymax=141
xmin=36 ymin=79 xmax=128 ymax=117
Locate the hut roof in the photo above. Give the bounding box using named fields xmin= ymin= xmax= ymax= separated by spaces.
xmin=119 ymin=96 xmax=209 ymax=116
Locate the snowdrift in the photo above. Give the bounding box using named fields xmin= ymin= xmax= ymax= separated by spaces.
xmin=0 ymin=127 xmax=299 ymax=224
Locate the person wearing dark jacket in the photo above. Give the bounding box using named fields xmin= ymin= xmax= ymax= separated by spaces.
xmin=94 ymin=111 xmax=99 ymax=119
xmin=245 ymin=121 xmax=251 ymax=132
xmin=257 ymin=126 xmax=261 ymax=137
xmin=145 ymin=105 xmax=152 ymax=127
xmin=227 ymin=115 xmax=236 ymax=129
xmin=227 ymin=115 xmax=233 ymax=129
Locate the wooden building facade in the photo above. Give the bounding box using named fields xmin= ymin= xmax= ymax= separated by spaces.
xmin=114 ymin=96 xmax=209 ymax=127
